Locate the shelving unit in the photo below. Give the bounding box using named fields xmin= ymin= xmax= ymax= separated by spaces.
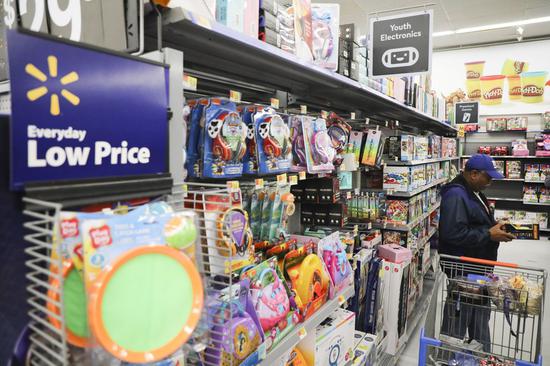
xmin=373 ymin=201 xmax=441 ymax=232
xmin=387 ymin=178 xmax=447 ymax=198
xmin=461 ymin=155 xmax=549 ymax=159
xmin=384 ymin=157 xmax=459 ymax=166
xmin=258 ymin=285 xmax=355 ymax=366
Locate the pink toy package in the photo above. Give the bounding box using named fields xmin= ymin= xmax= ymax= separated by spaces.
xmin=318 ymin=232 xmax=353 ymax=298
xmin=377 ymin=244 xmax=412 ymax=264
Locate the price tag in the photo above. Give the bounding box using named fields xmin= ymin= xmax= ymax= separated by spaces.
xmin=299 ymin=171 xmax=306 ymax=180
xmin=365 ymin=118 xmax=370 ymax=125
xmin=300 ymin=105 xmax=307 ymax=114
xmin=368 ymin=222 xmax=372 ymax=230
xmin=229 ymin=90 xmax=242 ymax=103
xmin=353 ymin=224 xmax=358 ymax=236
xmin=255 ymin=178 xmax=264 ymax=189
xmin=351 ymin=112 xmax=356 ymax=120
xmin=270 ymin=98 xmax=280 ymax=109
xmin=182 ymin=184 xmax=188 ymax=198
xmin=338 ymin=295 xmax=346 ymax=305
xmin=277 ymin=173 xmax=288 ymax=185
xmin=227 ymin=180 xmax=240 ymax=190
xmin=321 ymin=110 xmax=328 ymax=119
xmin=289 ymin=175 xmax=298 ymax=185
xmin=298 ymin=327 xmax=307 ymax=339
xmin=458 ymin=125 xmax=465 ymax=138
xmin=195 ymin=15 xmax=212 ymax=29
xmin=346 ymin=191 xmax=352 ymax=199
xmin=183 ymin=74 xmax=197 ymax=91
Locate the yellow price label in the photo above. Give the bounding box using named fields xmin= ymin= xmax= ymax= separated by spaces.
xmin=299 ymin=171 xmax=306 ymax=180
xmin=298 ymin=327 xmax=307 ymax=339
xmin=351 ymin=112 xmax=356 ymax=120
xmin=255 ymin=178 xmax=264 ymax=189
xmin=300 ymin=105 xmax=307 ymax=114
xmin=182 ymin=184 xmax=188 ymax=198
xmin=270 ymin=98 xmax=280 ymax=109
xmin=289 ymin=175 xmax=298 ymax=185
xmin=183 ymin=74 xmax=197 ymax=91
xmin=458 ymin=125 xmax=465 ymax=138
xmin=229 ymin=90 xmax=242 ymax=103
xmin=227 ymin=180 xmax=240 ymax=190
xmin=196 ymin=15 xmax=212 ymax=29
xmin=277 ymin=173 xmax=288 ymax=185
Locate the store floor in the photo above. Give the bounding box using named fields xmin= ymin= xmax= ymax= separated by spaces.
xmin=398 ymin=237 xmax=550 ymax=365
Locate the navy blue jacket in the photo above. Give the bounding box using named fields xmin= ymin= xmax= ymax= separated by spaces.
xmin=439 ymin=174 xmax=499 ymax=261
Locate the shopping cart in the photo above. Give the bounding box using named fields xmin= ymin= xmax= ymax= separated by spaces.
xmin=419 ymin=255 xmax=546 ymax=366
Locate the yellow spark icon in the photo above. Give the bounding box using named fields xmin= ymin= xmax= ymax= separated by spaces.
xmin=25 ymin=55 xmax=80 ymax=116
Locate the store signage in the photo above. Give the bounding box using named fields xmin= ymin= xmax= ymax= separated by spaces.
xmin=369 ymin=10 xmax=433 ymax=77
xmin=8 ymin=29 xmax=169 ymax=190
xmin=455 ymin=101 xmax=479 ymax=124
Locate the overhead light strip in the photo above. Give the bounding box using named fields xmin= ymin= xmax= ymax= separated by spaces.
xmin=433 ymin=16 xmax=550 ymax=37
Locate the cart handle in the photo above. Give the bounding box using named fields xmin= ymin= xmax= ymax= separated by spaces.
xmin=458 ymin=256 xmax=519 ymax=268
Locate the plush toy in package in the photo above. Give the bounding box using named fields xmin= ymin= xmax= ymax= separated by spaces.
xmin=311 ymin=3 xmax=339 ymax=71
xmin=254 ymin=108 xmax=292 ymax=174
xmin=203 ymin=98 xmax=248 ymax=178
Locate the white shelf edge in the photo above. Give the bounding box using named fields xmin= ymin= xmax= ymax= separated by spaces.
xmin=384 ymin=156 xmax=459 ymax=167
xmin=374 ymin=201 xmax=441 ymax=232
xmin=387 ymin=178 xmax=448 ymax=198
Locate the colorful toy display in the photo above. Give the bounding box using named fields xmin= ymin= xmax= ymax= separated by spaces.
xmin=302 ymin=117 xmax=335 ymax=173
xmin=311 ymin=3 xmax=340 ymax=71
xmin=318 ymin=232 xmax=353 ymax=296
xmin=254 ymin=109 xmax=292 ymax=174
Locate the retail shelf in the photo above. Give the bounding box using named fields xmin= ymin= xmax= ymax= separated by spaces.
xmin=541 ymin=228 xmax=550 ymax=233
xmin=523 ymin=201 xmax=550 ymax=206
xmin=387 ymin=178 xmax=447 ymax=198
xmin=258 ymin=285 xmax=355 ymax=366
xmin=486 ymin=197 xmax=523 ymax=202
xmin=377 ymin=272 xmax=441 ymax=366
xmin=497 ymin=178 xmax=525 ymax=182
xmin=461 ymin=155 xmax=550 ymax=159
xmin=524 ymin=180 xmax=546 ymax=183
xmin=373 ymin=201 xmax=441 ymax=232
xmin=148 ymin=9 xmax=457 ymax=136
xmin=383 ymin=157 xmax=459 ymax=166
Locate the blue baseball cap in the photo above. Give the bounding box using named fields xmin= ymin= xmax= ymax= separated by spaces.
xmin=465 ymin=154 xmax=504 ymax=179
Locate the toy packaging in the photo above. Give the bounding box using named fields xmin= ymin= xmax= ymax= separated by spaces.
xmin=383 ymin=230 xmax=408 ymax=247
xmin=385 ymin=200 xmax=409 ymax=225
xmin=540 ymin=186 xmax=550 ymax=203
xmin=311 ymin=3 xmax=340 ymax=71
xmin=535 ymin=134 xmax=550 ymax=157
xmin=290 ymin=115 xmax=308 ymax=171
xmin=523 ymin=185 xmax=538 ymax=203
xmin=485 ymin=117 xmax=507 ymax=131
xmin=204 ymin=280 xmax=264 ymax=366
xmin=348 ymin=131 xmax=364 ymax=166
xmin=524 ymin=163 xmax=539 ymax=181
xmin=260 ymin=186 xmax=276 ymax=240
xmin=186 ymin=99 xmax=209 ymax=178
xmin=413 ymin=136 xmax=428 ymax=161
xmin=302 ymin=117 xmax=336 ymax=173
xmin=241 ymin=105 xmax=260 ymax=175
xmin=506 ymin=160 xmax=522 ymax=179
xmin=382 ymin=260 xmax=411 ymax=355
xmin=254 ymin=108 xmax=292 ymax=174
xmin=318 ymin=232 xmax=353 ymax=297
xmin=352 ymin=334 xmax=377 ymax=366
xmin=428 ymin=135 xmax=441 ymax=158
xmin=240 ymin=257 xmax=300 ymax=350
xmin=383 ymin=166 xmax=410 ymax=192
xmin=388 ymin=135 xmax=414 ymax=161
xmin=361 ymin=129 xmax=385 ymax=167
xmin=504 ymin=223 xmax=539 ymax=240
xmin=507 ymin=116 xmax=528 ymax=131
xmin=292 ymin=0 xmax=314 ymax=62
xmin=377 ymin=244 xmax=412 ymax=264
xmin=511 ymin=139 xmax=529 ymax=157
xmin=203 ymin=99 xmax=248 ymax=178
xmin=326 ymin=112 xmax=351 ymax=167
xmin=283 ymin=241 xmax=330 ymax=320
xmin=536 ymin=212 xmax=548 ymax=229
xmin=541 ymin=164 xmax=550 ymax=180
xmin=314 ymin=308 xmax=355 ymax=366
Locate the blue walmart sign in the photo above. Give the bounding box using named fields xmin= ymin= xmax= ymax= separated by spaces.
xmin=8 ymin=30 xmax=169 ymax=190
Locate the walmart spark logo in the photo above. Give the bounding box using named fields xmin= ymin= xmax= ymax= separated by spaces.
xmin=25 ymin=55 xmax=80 ymax=116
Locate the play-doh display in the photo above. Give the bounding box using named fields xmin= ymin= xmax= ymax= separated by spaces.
xmin=521 ymin=71 xmax=548 ymax=103
xmin=507 ymin=75 xmax=522 ymax=100
xmin=480 ymin=75 xmax=505 ymax=105
xmin=464 ymin=61 xmax=485 ymax=79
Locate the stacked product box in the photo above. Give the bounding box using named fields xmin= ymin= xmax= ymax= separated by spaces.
xmin=441 ymin=138 xmax=457 ymax=157
xmin=383 ymin=164 xmax=443 ymax=193
xmin=338 ymin=23 xmax=358 ymax=80
xmin=217 ymin=0 xmax=259 ymax=38
xmin=525 ymin=163 xmax=549 ymax=181
xmin=414 ymin=136 xmax=429 ymax=160
xmin=259 ymin=0 xmax=295 ymax=54
xmin=429 ymin=135 xmax=442 ymax=158
xmin=388 ymin=135 xmax=415 ymax=161
xmin=311 ymin=3 xmax=340 ymax=71
xmin=384 ymin=187 xmax=438 ymax=225
xmin=494 ymin=210 xmax=548 ymax=229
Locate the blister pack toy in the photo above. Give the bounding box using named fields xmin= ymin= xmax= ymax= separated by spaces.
xmin=254 ymin=109 xmax=292 ymax=174
xmin=266 ymin=239 xmax=298 ymax=271
xmin=241 ymin=105 xmax=260 ymax=175
xmin=311 ymin=4 xmax=339 ymax=71
xmin=204 ymin=280 xmax=263 ymax=366
xmin=318 ymin=232 xmax=353 ymax=297
xmin=283 ymin=242 xmax=330 ymax=320
xmin=186 ymin=99 xmax=209 ymax=178
xmin=361 ymin=128 xmax=386 ymax=167
xmin=302 ymin=117 xmax=335 ymax=173
xmin=203 ymin=99 xmax=247 ymax=178
xmin=290 ymin=115 xmax=308 ymax=172
xmin=241 ymin=258 xmax=299 ymax=350
xmin=326 ymin=112 xmax=351 ymax=166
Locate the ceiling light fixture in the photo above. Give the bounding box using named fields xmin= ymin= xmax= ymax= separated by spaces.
xmin=433 ymin=15 xmax=550 ymax=37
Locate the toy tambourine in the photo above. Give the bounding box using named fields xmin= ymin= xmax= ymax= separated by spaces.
xmin=207 ymin=110 xmax=247 ymax=162
xmin=47 ymin=261 xmax=89 ymax=347
xmin=88 ymin=246 xmax=203 ymax=363
xmin=216 ymin=207 xmax=253 ymax=257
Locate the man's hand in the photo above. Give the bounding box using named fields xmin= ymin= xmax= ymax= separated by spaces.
xmin=489 ymin=222 xmax=516 ymax=242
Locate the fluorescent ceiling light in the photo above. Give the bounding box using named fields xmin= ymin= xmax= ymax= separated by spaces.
xmin=433 ymin=16 xmax=550 ymax=37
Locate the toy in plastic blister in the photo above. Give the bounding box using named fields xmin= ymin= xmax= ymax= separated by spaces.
xmin=255 ymin=109 xmax=292 ymax=174
xmin=203 ymin=99 xmax=248 ymax=178
xmin=361 ymin=128 xmax=385 ymax=167
xmin=266 ymin=239 xmax=298 ymax=271
xmin=318 ymin=232 xmax=353 ymax=296
xmin=284 ymin=242 xmax=330 ymax=320
xmin=186 ymin=99 xmax=209 ymax=178
xmin=311 ymin=3 xmax=339 ymax=71
xmin=302 ymin=117 xmax=335 ymax=173
xmin=216 ymin=207 xmax=254 ymax=257
xmin=290 ymin=115 xmax=308 ymax=172
xmin=241 ymin=105 xmax=260 ymax=175
xmin=326 ymin=112 xmax=351 ymax=167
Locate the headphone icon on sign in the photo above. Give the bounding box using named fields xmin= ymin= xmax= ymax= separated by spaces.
xmin=382 ymin=47 xmax=420 ymax=68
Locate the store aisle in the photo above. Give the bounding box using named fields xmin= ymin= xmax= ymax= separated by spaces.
xmin=398 ymin=237 xmax=550 ymax=366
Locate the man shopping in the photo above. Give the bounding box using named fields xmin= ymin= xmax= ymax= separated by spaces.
xmin=439 ymin=154 xmax=515 ymax=351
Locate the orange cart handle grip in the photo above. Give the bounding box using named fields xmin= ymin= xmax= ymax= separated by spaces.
xmin=459 ymin=256 xmax=519 ymax=268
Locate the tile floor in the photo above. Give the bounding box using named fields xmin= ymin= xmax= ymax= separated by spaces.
xmin=398 ymin=237 xmax=550 ymax=365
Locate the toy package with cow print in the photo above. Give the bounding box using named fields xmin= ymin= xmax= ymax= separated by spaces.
xmin=254 ymin=108 xmax=292 ymax=175
xmin=203 ymin=98 xmax=248 ymax=178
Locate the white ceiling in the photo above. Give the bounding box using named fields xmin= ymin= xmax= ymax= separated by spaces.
xmin=318 ymin=0 xmax=550 ymax=49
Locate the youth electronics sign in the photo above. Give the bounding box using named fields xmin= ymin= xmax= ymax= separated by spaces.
xmin=455 ymin=102 xmax=479 ymax=124
xmin=8 ymin=30 xmax=168 ymax=190
xmin=369 ymin=10 xmax=433 ymax=77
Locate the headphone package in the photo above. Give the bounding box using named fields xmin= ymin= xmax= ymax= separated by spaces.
xmin=186 ymin=99 xmax=209 ymax=178
xmin=241 ymin=105 xmax=261 ymax=175
xmin=311 ymin=3 xmax=340 ymax=71
xmin=254 ymin=108 xmax=292 ymax=174
xmin=326 ymin=112 xmax=352 ymax=167
xmin=290 ymin=115 xmax=308 ymax=172
xmin=302 ymin=117 xmax=336 ymax=173
xmin=203 ymin=99 xmax=248 ymax=178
